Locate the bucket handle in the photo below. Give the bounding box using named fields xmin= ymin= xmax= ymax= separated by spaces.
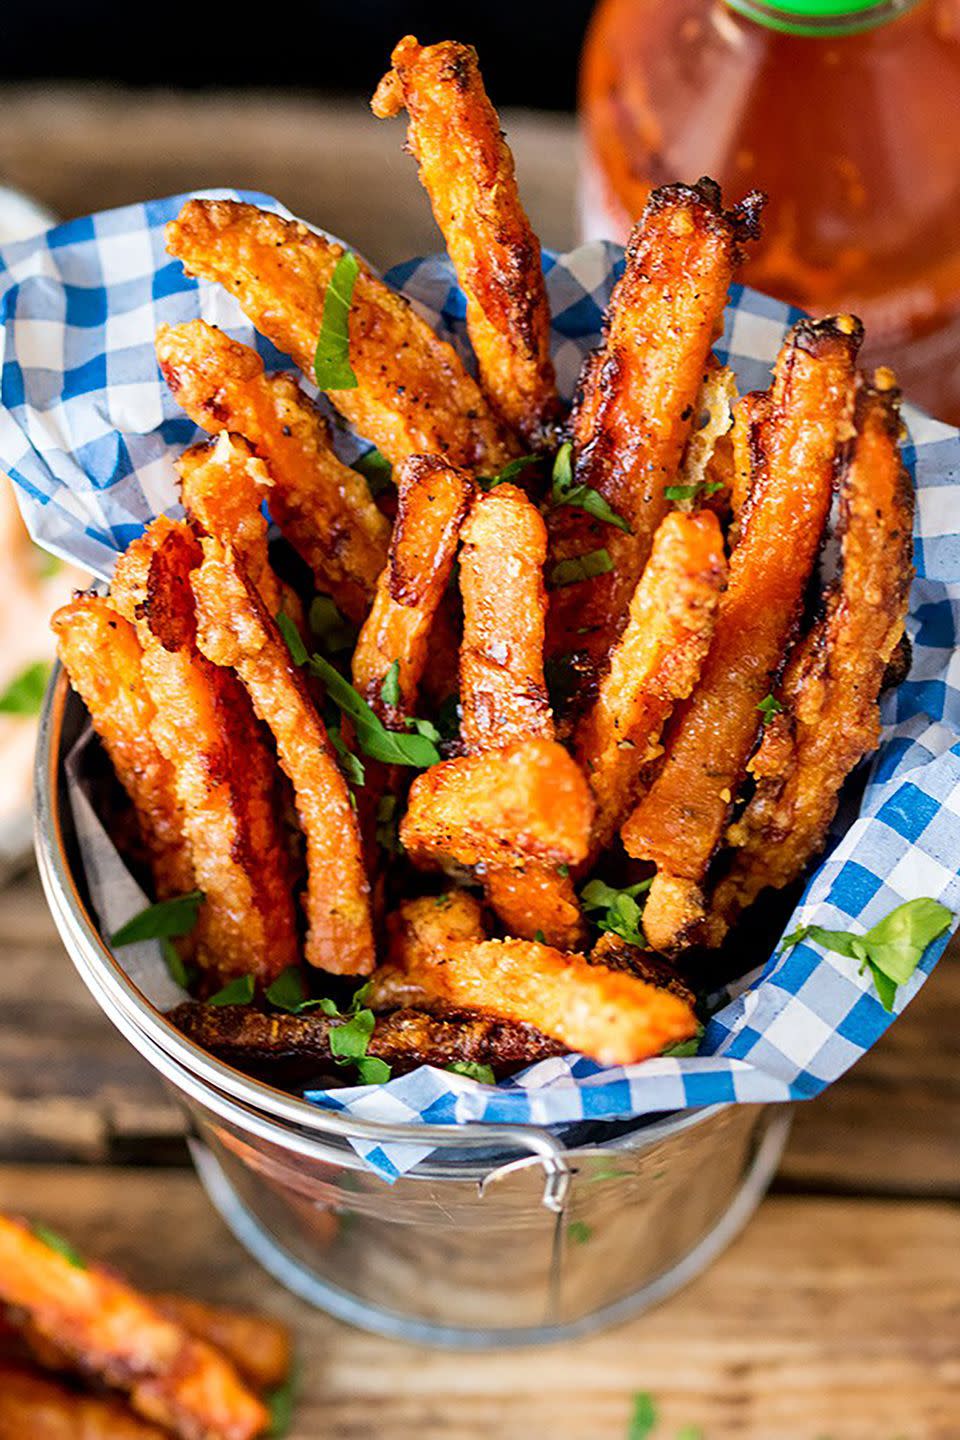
xmin=476 ymin=1129 xmax=572 ymax=1213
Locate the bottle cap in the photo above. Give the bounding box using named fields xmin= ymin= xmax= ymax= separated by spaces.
xmin=726 ymin=0 xmax=902 ymax=32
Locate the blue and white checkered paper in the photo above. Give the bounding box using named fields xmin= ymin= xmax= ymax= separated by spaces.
xmin=5 ymin=191 xmax=959 ymax=1180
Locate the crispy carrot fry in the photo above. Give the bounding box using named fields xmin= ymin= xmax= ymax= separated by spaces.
xmin=175 ymin=432 xmax=281 ymax=614
xmin=589 ymin=932 xmax=696 ymax=1004
xmin=675 ymin=360 xmax=738 ymax=497
xmin=152 ymin=1296 xmax=291 ymax=1396
xmin=547 ymin=179 xmax=761 ymax=670
xmin=621 ymin=317 xmax=862 ymax=912
xmin=191 ymin=534 xmax=374 ymax=974
xmin=0 ymin=1217 xmax=268 ymax=1440
xmin=51 ymin=596 xmax=194 ymax=904
xmin=352 ymin=455 xmax=473 ymax=724
xmin=705 ymin=373 xmax=915 ymax=944
xmin=400 ymin=737 xmax=594 ymax=873
xmin=484 ymin=868 xmax=585 ymax=951
xmin=110 ymin=518 xmax=299 ymax=983
xmin=640 ymin=874 xmax=709 ymax=955
xmin=0 ymin=1364 xmax=168 ymax=1440
xmin=372 ymin=36 xmax=560 ymax=445
xmin=377 ymin=902 xmax=698 ymax=1064
xmin=165 ymin=201 xmax=517 ymax=472
xmin=575 ymin=510 xmax=726 ymax=852
xmin=729 ymin=390 xmax=770 ymax=524
xmin=384 ymin=890 xmax=488 ymax=964
xmin=157 ymin=320 xmax=389 ymax=622
xmin=459 ymin=483 xmax=553 ymax=752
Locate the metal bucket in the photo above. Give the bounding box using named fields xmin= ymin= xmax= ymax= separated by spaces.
xmin=35 ymin=667 xmax=791 ymax=1347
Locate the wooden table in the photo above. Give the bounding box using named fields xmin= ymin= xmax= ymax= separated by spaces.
xmin=0 ymin=89 xmax=958 ymax=1439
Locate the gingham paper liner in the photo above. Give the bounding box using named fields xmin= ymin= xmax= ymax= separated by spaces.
xmin=4 ymin=192 xmax=959 ymax=1181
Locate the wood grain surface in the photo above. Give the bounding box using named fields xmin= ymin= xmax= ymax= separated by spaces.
xmin=0 ymin=86 xmax=957 ymax=1440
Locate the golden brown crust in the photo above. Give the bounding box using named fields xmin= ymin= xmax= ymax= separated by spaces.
xmin=621 ymin=317 xmax=862 ymax=911
xmin=574 ymin=510 xmax=727 ymax=853
xmin=165 ymin=202 xmax=517 ymax=472
xmin=400 ymin=737 xmax=594 ymax=873
xmin=51 ymin=596 xmax=194 ymax=905
xmin=157 ymin=319 xmax=389 ymax=623
xmin=0 ymin=1365 xmax=168 ymax=1440
xmin=0 ymin=1217 xmax=268 ymax=1440
xmin=351 ymin=455 xmax=473 ymax=725
xmin=547 ymin=180 xmax=761 ymax=670
xmin=459 ymin=483 xmax=553 ymax=752
xmin=372 ymin=36 xmax=559 ymax=445
xmin=484 ymin=866 xmax=586 ymax=949
xmin=704 ymin=376 xmax=915 ymax=943
xmin=111 ymin=519 xmax=300 ymax=983
xmin=374 ymin=910 xmax=698 ymax=1065
xmin=190 ymin=534 xmax=374 ymax=975
xmin=151 ymin=1296 xmax=291 ymax=1397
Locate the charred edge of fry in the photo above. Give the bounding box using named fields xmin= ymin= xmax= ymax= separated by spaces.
xmin=642 ymin=176 xmax=765 ymax=255
xmin=588 ymin=932 xmax=696 ymax=1005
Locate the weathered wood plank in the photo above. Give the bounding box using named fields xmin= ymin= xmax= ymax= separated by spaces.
xmin=0 ymin=1164 xmax=956 ymax=1439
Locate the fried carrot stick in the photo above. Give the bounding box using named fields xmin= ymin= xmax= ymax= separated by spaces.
xmin=547 ymin=179 xmax=762 ymax=669
xmin=151 ymin=1296 xmax=291 ymax=1397
xmin=621 ymin=317 xmax=862 ymax=924
xmin=459 ymin=483 xmax=553 ymax=752
xmin=157 ymin=320 xmax=388 ymax=622
xmin=191 ymin=534 xmax=375 ymax=975
xmin=372 ymin=36 xmax=560 ymax=446
xmin=111 ymin=518 xmax=299 ymax=983
xmin=165 ymin=201 xmax=517 ymax=472
xmin=0 ymin=1364 xmax=168 ymax=1440
xmin=400 ymin=737 xmax=594 ymax=873
xmin=377 ymin=901 xmax=698 ymax=1065
xmin=51 ymin=596 xmax=194 ymax=905
xmin=483 ymin=867 xmax=585 ymax=952
xmin=574 ymin=510 xmax=727 ymax=853
xmin=704 ymin=372 xmax=915 ymax=944
xmin=352 ymin=455 xmax=473 ymax=725
xmin=0 ymin=1218 xmax=268 ymax=1440
xmin=175 ymin=432 xmax=281 ymax=614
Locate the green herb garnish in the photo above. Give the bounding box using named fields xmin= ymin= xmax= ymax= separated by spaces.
xmin=265 ymin=1358 xmax=299 ymax=1437
xmin=550 ymin=548 xmax=613 ymax=589
xmin=309 ymin=596 xmax=357 ymax=655
xmin=780 ymin=897 xmax=952 ymax=1012
xmin=352 ymin=446 xmax=393 ymax=496
xmin=0 ymin=660 xmax=51 ymax=715
xmin=477 ymin=454 xmax=542 ymax=491
xmin=662 ymin=1029 xmax=703 ymax=1058
xmin=581 ymin=878 xmax=651 ymax=948
xmin=664 ymin=479 xmax=724 ymax=509
xmin=375 ymin=795 xmax=403 ymax=854
xmin=567 ymin=1220 xmax=592 ymax=1245
xmin=756 ymin=693 xmax=784 ymax=720
xmin=32 ymin=1223 xmax=87 ymax=1270
xmin=550 ymin=442 xmax=631 ymax=533
xmin=208 ymin=974 xmax=256 ymax=1007
xmin=307 ymin=652 xmax=440 ymax=769
xmin=627 ymin=1392 xmax=658 ymax=1440
xmin=314 ymin=251 xmax=360 ymax=391
xmin=161 ymin=938 xmax=199 ymax=992
xmin=110 ymin=890 xmax=204 ymax=948
xmin=276 ymin=610 xmax=308 ymax=666
xmin=381 ymin=659 xmax=402 ymax=709
xmin=446 ymin=1061 xmax=496 ymax=1083
xmin=436 ymin=693 xmax=461 ymax=741
xmin=265 ymin=966 xmax=324 ymax=1015
xmin=328 ymin=725 xmax=366 ymax=787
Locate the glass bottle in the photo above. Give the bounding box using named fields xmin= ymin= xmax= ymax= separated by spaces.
xmin=580 ymin=0 xmax=960 ymax=421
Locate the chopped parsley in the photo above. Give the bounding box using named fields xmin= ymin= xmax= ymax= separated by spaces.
xmin=161 ymin=938 xmax=198 ymax=992
xmin=0 ymin=660 xmax=51 ymax=715
xmin=314 ymin=251 xmax=360 ymax=391
xmin=375 ymin=795 xmax=403 ymax=854
xmin=567 ymin=1220 xmax=592 ymax=1245
xmin=446 ymin=1061 xmax=496 ymax=1084
xmin=581 ymin=878 xmax=651 ymax=948
xmin=781 ymin=897 xmax=952 ymax=1012
xmin=110 ymin=890 xmax=204 ymax=947
xmin=627 ymin=1392 xmax=658 ymax=1440
xmin=276 ymin=611 xmax=308 ymax=666
xmin=265 ymin=1358 xmax=299 ymax=1437
xmin=32 ymin=1223 xmax=87 ymax=1270
xmin=352 ymin=446 xmax=393 ymax=496
xmin=664 ymin=479 xmax=724 ymax=509
xmin=550 ymin=442 xmax=631 ymax=533
xmin=477 ymin=454 xmax=542 ymax=491
xmin=756 ymin=693 xmax=784 ymax=720
xmin=550 ymin=548 xmax=613 ymax=589
xmin=309 ymin=596 xmax=357 ymax=655
xmin=208 ymin=974 xmax=256 ymax=1007
xmin=380 ymin=659 xmax=402 ymax=709
xmin=662 ymin=1030 xmax=703 ymax=1058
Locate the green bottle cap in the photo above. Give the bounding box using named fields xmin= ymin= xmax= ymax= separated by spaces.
xmin=726 ymin=0 xmax=906 ymax=33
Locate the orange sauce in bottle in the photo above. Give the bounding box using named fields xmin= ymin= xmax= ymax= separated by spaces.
xmin=580 ymin=0 xmax=960 ymax=421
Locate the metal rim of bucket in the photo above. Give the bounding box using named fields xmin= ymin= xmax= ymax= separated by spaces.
xmin=35 ymin=664 xmax=739 ymax=1192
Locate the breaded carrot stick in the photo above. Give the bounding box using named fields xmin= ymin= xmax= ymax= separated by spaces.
xmin=547 ymin=179 xmax=762 ymax=669
xmin=377 ymin=901 xmax=698 ymax=1065
xmin=352 ymin=455 xmax=473 ymax=725
xmin=459 ymin=483 xmax=553 ymax=752
xmin=51 ymin=596 xmax=194 ymax=905
xmin=705 ymin=373 xmax=915 ymax=944
xmin=621 ymin=317 xmax=862 ymax=920
xmin=175 ymin=432 xmax=281 ymax=614
xmin=372 ymin=36 xmax=560 ymax=446
xmin=574 ymin=510 xmax=726 ymax=853
xmin=165 ymin=201 xmax=517 ymax=472
xmin=484 ymin=868 xmax=585 ymax=952
xmin=0 ymin=1217 xmax=268 ymax=1440
xmin=401 ymin=737 xmax=594 ymax=873
xmin=0 ymin=1364 xmax=168 ymax=1440
xmin=191 ymin=534 xmax=374 ymax=975
xmin=157 ymin=320 xmax=388 ymax=622
xmin=152 ymin=1295 xmax=291 ymax=1396
xmin=111 ymin=518 xmax=299 ymax=983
